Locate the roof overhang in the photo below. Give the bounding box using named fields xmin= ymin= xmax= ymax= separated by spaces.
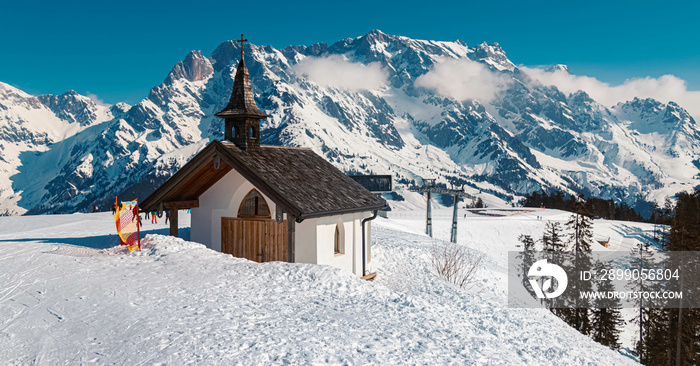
xmin=140 ymin=140 xmax=303 ymax=218
xmin=140 ymin=140 xmax=387 ymax=222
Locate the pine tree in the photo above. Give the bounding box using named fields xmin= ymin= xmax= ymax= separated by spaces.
xmin=542 ymin=221 xmax=565 ymax=252
xmin=644 ymin=308 xmax=670 ymax=366
xmin=540 ymin=222 xmax=566 ymax=311
xmin=547 ymin=194 xmax=598 ymax=336
xmin=639 ymin=201 xmax=673 ymax=365
xmin=664 ymin=191 xmax=700 ymax=366
xmin=518 ymin=234 xmax=537 ymax=293
xmin=590 ymin=304 xmax=624 ymax=349
xmin=628 ymin=242 xmax=658 ymax=363
xmin=567 ymin=193 xmax=593 ymax=252
xmin=557 ymin=194 xmax=594 ymax=336
xmin=650 ymin=201 xmax=660 ymax=243
xmin=659 ymin=197 xmax=674 ymax=250
xmin=590 ymin=263 xmax=624 ymax=349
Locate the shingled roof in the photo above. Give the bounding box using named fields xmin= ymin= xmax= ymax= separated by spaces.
xmin=214 ymin=58 xmax=268 ymax=119
xmin=140 ymin=140 xmax=386 ymax=221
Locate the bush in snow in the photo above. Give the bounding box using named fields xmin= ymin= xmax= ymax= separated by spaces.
xmin=430 ymin=240 xmax=482 ymax=290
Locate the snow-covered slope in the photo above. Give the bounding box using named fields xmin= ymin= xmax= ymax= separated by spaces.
xmin=2 ymin=30 xmax=700 ymax=215
xmin=0 ymin=83 xmax=121 ymax=215
xmin=0 ymin=209 xmax=641 ymax=364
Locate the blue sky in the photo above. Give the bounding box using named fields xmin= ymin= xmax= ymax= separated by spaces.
xmin=1 ymin=0 xmax=699 ymax=105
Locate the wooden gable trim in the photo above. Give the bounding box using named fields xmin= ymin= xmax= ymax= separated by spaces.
xmin=140 ymin=139 xmax=302 ymax=219
xmin=140 ymin=143 xmax=218 ymax=212
xmin=165 ymin=160 xmax=232 ymax=202
xmin=214 ymin=142 xmax=303 ymax=220
xmin=163 ymin=200 xmax=199 ymax=210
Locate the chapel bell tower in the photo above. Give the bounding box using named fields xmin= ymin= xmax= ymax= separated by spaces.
xmin=215 ymin=34 xmax=268 ymax=150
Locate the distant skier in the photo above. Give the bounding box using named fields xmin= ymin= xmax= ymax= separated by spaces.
xmin=112 ymin=203 xmax=117 ymax=215
xmin=165 ymin=210 xmax=170 ymax=224
xmin=151 ymin=211 xmax=157 ymax=224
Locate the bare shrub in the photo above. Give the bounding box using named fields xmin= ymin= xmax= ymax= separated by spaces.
xmin=430 ymin=240 xmax=483 ymax=290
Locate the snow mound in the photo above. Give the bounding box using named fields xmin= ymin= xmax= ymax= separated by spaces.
xmin=138 ymin=234 xmax=211 ymax=256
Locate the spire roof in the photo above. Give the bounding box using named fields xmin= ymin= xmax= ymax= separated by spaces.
xmin=215 ymin=56 xmax=268 ymax=119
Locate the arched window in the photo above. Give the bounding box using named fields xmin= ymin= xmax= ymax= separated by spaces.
xmin=334 ymin=224 xmax=344 ymax=255
xmin=238 ymin=189 xmax=270 ymax=218
xmin=249 ymin=126 xmax=255 ymax=138
xmin=233 ymin=126 xmax=239 ymax=137
xmin=334 ymin=225 xmax=340 ymax=254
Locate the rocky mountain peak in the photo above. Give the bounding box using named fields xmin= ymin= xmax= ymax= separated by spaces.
xmin=342 ymin=29 xmax=396 ymax=62
xmin=210 ymin=40 xmax=240 ymax=72
xmin=0 ymin=82 xmax=43 ymax=110
xmin=166 ymin=50 xmax=214 ymax=83
xmin=37 ymin=90 xmax=101 ymax=126
xmin=109 ymin=102 xmax=131 ymax=119
xmin=363 ymin=29 xmax=390 ymax=42
xmin=620 ymin=97 xmax=664 ymax=116
xmin=473 ymin=42 xmax=514 ymax=71
xmin=545 ymin=64 xmax=571 ymax=74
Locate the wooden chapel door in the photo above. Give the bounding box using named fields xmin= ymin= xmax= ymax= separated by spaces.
xmin=220 ymin=189 xmax=287 ymax=262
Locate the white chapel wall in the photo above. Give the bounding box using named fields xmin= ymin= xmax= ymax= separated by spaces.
xmin=294 ymin=219 xmax=317 ymax=264
xmin=313 ymin=213 xmax=365 ymax=275
xmin=190 ymin=168 xmax=318 ymax=264
xmin=191 ymin=169 xmax=277 ymax=252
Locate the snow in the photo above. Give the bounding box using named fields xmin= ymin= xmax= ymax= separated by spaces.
xmin=0 ymin=209 xmax=640 ymax=364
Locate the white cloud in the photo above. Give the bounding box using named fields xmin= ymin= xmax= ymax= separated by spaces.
xmin=522 ymin=67 xmax=700 ymax=121
xmin=415 ymin=58 xmax=513 ymax=103
xmin=293 ymin=55 xmax=388 ymax=91
xmin=86 ymin=92 xmax=111 ymax=107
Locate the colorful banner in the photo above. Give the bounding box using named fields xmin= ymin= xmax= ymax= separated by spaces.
xmin=114 ymin=197 xmax=141 ymax=251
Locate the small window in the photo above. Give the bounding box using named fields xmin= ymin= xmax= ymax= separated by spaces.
xmin=250 ymin=127 xmax=255 ymax=138
xmin=334 ymin=223 xmax=344 ymax=255
xmin=334 ymin=225 xmax=340 ymax=254
xmin=233 ymin=126 xmax=239 ymax=137
xmin=238 ymin=189 xmax=270 ymax=218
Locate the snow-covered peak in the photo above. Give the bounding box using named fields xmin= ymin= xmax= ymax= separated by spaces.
xmin=111 ymin=102 xmax=131 ymax=114
xmin=545 ymin=64 xmax=571 ymax=74
xmin=473 ymin=42 xmax=515 ymax=71
xmin=0 ymin=82 xmax=43 ymax=110
xmin=37 ymin=90 xmax=111 ymax=127
xmin=361 ymin=29 xmax=391 ymax=42
xmin=617 ymin=97 xmax=664 ymax=117
xmin=209 ymin=40 xmax=240 ymax=72
xmin=612 ymin=97 xmax=697 ymax=135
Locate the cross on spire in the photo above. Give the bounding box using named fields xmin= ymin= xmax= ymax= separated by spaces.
xmin=237 ymin=34 xmax=248 ymax=60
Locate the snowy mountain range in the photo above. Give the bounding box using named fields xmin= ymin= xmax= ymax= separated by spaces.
xmin=2 ymin=30 xmax=699 ymax=216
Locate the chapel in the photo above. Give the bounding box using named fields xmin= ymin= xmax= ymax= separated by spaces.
xmin=140 ymin=36 xmax=386 ymax=277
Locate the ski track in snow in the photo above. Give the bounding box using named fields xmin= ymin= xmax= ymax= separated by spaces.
xmin=0 ymin=210 xmax=642 ymax=365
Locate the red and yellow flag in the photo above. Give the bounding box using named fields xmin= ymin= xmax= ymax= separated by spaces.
xmin=114 ymin=197 xmax=141 ymax=251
